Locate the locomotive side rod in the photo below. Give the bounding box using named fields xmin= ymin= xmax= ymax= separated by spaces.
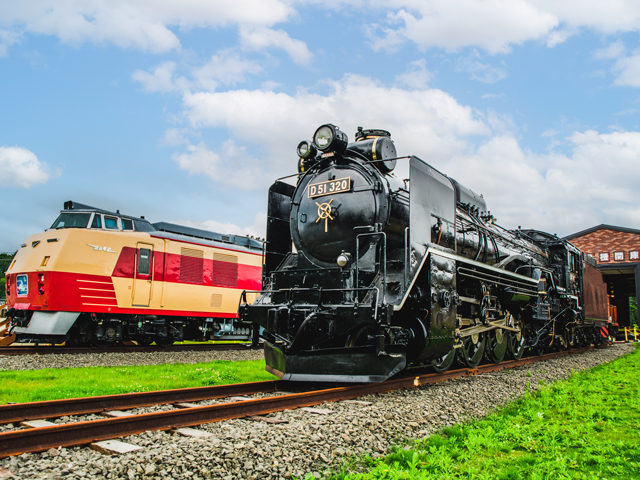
xmin=0 ymin=347 xmax=593 ymax=457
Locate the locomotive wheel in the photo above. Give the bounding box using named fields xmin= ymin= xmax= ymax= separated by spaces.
xmin=155 ymin=338 xmax=175 ymax=348
xmin=92 ymin=340 xmax=115 ymax=349
xmin=136 ymin=338 xmax=153 ymax=346
xmin=485 ymin=328 xmax=508 ymax=363
xmin=403 ymin=317 xmax=428 ymax=362
xmin=458 ymin=333 xmax=485 ymax=368
xmin=346 ymin=325 xmax=377 ymax=347
xmin=431 ymin=349 xmax=456 ymax=373
xmin=507 ymin=317 xmax=525 ymax=360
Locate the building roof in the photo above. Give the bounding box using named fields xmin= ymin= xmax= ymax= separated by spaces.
xmin=564 ymin=224 xmax=640 ymax=241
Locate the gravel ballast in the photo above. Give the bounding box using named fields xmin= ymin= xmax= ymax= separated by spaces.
xmin=0 ymin=344 xmax=635 ymax=479
xmin=0 ymin=349 xmax=264 ymax=371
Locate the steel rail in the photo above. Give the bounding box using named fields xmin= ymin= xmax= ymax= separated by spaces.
xmin=0 ymin=347 xmax=592 ymax=457
xmin=0 ymin=343 xmax=259 ymax=356
xmin=0 ymin=380 xmax=290 ymax=424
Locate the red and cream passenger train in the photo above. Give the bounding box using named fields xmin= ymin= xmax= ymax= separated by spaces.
xmin=3 ymin=201 xmax=262 ymax=347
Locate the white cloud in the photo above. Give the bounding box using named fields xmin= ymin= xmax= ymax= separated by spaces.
xmin=368 ymin=0 xmax=640 ymax=54
xmin=192 ymin=50 xmax=263 ymax=90
xmin=394 ymin=59 xmax=433 ymax=88
xmin=456 ymin=54 xmax=508 ymax=83
xmin=593 ymin=39 xmax=626 ymax=60
xmin=177 ymin=74 xmax=489 ymax=189
xmin=132 ymin=61 xmax=187 ymax=92
xmin=133 ymin=52 xmax=263 ymax=94
xmin=171 ymin=140 xmax=263 ymax=190
xmin=612 ymin=51 xmax=640 ymax=87
xmin=0 ymin=0 xmax=294 ymax=53
xmin=592 ymin=41 xmax=640 ymax=88
xmin=481 ymin=93 xmax=506 ymax=100
xmin=0 ymin=28 xmax=20 ymax=57
xmin=239 ymin=26 xmax=312 ymax=65
xmin=369 ymin=0 xmax=558 ymax=54
xmin=440 ymin=129 xmax=640 ymax=234
xmin=0 ymin=146 xmax=51 ymax=188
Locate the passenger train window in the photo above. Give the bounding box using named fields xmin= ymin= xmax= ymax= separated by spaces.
xmin=91 ymin=214 xmax=102 ymax=229
xmin=105 ymin=216 xmax=119 ymax=230
xmin=138 ymin=249 xmax=151 ymax=275
xmin=122 ymin=219 xmax=133 ymax=231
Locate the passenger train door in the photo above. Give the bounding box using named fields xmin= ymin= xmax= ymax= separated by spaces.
xmin=132 ymin=243 xmax=154 ymax=307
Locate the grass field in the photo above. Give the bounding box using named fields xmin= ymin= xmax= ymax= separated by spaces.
xmin=0 ymin=359 xmax=275 ymax=404
xmin=335 ymin=345 xmax=640 ymax=480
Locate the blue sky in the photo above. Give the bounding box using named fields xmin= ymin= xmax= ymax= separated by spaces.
xmin=2 ymin=1 xmax=640 ymax=251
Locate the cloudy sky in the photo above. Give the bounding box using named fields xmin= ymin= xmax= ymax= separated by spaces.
xmin=2 ymin=0 xmax=640 ymax=251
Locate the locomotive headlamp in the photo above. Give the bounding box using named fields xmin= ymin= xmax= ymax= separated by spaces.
xmin=313 ymin=124 xmax=348 ymax=153
xmin=297 ymin=140 xmax=316 ymax=159
xmin=297 ymin=140 xmax=318 ymax=173
xmin=337 ymin=252 xmax=352 ymax=268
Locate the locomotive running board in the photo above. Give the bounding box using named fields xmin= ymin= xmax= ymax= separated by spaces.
xmin=264 ymin=342 xmax=406 ymax=383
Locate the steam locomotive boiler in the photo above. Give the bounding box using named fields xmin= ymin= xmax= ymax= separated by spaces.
xmin=239 ymin=124 xmax=610 ymax=382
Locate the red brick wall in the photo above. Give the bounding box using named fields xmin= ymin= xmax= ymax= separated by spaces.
xmin=569 ymin=229 xmax=640 ymax=264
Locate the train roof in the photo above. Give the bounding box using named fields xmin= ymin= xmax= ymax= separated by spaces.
xmin=152 ymin=222 xmax=263 ymax=251
xmin=62 ymin=200 xmax=150 ymax=224
xmin=60 ymin=201 xmax=263 ymax=252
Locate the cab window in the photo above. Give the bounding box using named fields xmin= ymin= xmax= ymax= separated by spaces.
xmin=104 ymin=216 xmax=119 ymax=230
xmin=122 ymin=219 xmax=133 ymax=231
xmin=91 ymin=214 xmax=102 ymax=229
xmin=134 ymin=220 xmax=155 ymax=232
xmin=51 ymin=213 xmax=92 ymax=229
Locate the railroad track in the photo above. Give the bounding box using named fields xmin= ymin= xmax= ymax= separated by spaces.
xmin=0 ymin=343 xmax=260 ymax=356
xmin=0 ymin=347 xmax=595 ymax=458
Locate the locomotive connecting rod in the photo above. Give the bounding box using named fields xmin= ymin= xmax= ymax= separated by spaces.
xmin=456 ymin=318 xmax=521 ymax=338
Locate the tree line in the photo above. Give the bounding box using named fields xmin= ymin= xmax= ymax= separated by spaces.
xmin=0 ymin=252 xmax=16 ymax=302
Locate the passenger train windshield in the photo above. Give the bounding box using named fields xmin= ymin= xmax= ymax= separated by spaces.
xmin=50 ymin=212 xmax=156 ymax=232
xmin=51 ymin=213 xmax=91 ymax=229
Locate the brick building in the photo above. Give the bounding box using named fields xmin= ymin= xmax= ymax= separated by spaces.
xmin=565 ymin=225 xmax=640 ymax=328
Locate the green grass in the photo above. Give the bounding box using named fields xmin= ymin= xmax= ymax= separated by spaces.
xmin=0 ymin=360 xmax=275 ymax=404
xmin=334 ymin=345 xmax=640 ymax=480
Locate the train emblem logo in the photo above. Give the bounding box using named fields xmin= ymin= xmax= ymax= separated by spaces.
xmin=86 ymin=244 xmax=117 ymax=253
xmin=315 ymin=199 xmax=334 ymax=232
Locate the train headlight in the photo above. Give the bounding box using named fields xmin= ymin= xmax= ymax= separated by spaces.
xmin=337 ymin=252 xmax=351 ymax=268
xmin=313 ymin=124 xmax=348 ymax=153
xmin=297 ymin=140 xmax=316 ymax=159
xmin=297 ymin=141 xmax=318 ymax=173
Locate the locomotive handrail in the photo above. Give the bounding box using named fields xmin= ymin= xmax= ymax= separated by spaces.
xmin=355 ymin=232 xmax=387 ymax=304
xmin=457 ymin=266 xmax=538 ymax=297
xmin=404 ymin=227 xmax=410 ymax=295
xmin=240 ymin=286 xmax=379 ymax=305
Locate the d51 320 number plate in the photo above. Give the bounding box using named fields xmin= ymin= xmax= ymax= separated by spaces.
xmin=308 ymin=177 xmax=351 ymax=198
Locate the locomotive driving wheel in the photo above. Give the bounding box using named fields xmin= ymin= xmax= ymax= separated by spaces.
xmin=507 ymin=314 xmax=525 ymax=360
xmin=485 ymin=327 xmax=508 ymax=363
xmin=431 ymin=348 xmax=456 ymax=373
xmin=458 ymin=332 xmax=486 ymax=368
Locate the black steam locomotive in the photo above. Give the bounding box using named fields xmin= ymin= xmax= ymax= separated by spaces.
xmin=239 ymin=124 xmax=611 ymax=382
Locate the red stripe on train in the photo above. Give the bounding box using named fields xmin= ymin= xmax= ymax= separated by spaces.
xmin=111 ymin=247 xmax=261 ymax=291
